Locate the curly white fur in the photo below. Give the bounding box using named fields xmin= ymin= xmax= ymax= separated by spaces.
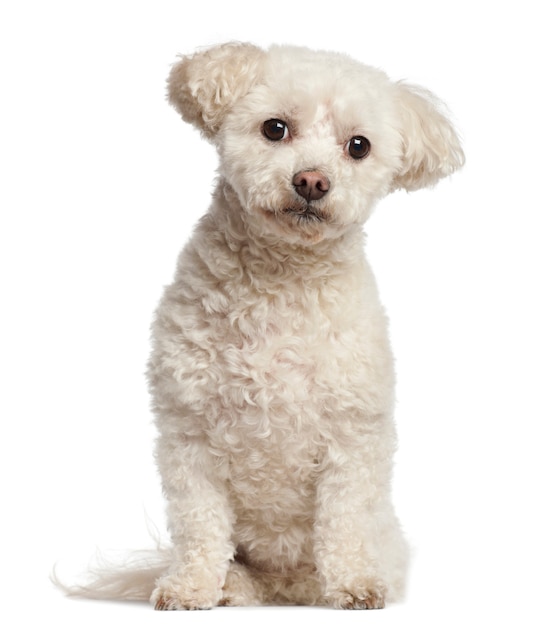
xmin=58 ymin=42 xmax=463 ymax=610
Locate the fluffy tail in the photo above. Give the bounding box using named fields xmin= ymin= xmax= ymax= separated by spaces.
xmin=51 ymin=546 xmax=171 ymax=602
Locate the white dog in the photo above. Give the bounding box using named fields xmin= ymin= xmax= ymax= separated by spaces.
xmin=62 ymin=42 xmax=463 ymax=610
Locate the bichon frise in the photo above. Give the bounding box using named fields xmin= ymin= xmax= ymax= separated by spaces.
xmin=61 ymin=42 xmax=464 ymax=610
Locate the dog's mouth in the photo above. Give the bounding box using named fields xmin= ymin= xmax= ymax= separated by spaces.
xmin=255 ymin=199 xmax=338 ymax=244
xmin=281 ymin=205 xmax=328 ymax=223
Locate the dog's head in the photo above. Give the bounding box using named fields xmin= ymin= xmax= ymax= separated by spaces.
xmin=168 ymin=43 xmax=464 ymax=244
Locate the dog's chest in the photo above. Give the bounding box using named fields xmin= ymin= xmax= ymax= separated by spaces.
xmin=218 ymin=277 xmax=353 ymax=401
xmin=211 ymin=291 xmax=327 ymax=511
xmin=206 ymin=276 xmax=361 ymax=466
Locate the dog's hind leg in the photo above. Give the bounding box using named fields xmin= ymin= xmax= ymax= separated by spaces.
xmin=220 ymin=561 xmax=323 ymax=607
xmin=219 ymin=560 xmax=268 ymax=606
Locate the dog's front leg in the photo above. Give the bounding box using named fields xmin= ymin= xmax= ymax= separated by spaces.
xmin=151 ymin=434 xmax=235 ymax=610
xmin=314 ymin=420 xmax=405 ymax=609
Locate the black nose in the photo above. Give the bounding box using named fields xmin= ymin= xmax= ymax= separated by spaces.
xmin=292 ymin=170 xmax=330 ymax=202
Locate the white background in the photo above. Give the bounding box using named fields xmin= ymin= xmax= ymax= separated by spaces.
xmin=1 ymin=1 xmax=542 ymax=624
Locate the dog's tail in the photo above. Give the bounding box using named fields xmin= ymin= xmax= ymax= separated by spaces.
xmin=51 ymin=546 xmax=171 ymax=602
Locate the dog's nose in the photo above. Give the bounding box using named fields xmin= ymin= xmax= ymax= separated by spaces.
xmin=292 ymin=170 xmax=330 ymax=202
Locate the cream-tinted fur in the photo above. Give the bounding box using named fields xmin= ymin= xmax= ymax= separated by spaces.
xmin=59 ymin=43 xmax=463 ymax=610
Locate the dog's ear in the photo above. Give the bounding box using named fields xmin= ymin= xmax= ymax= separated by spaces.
xmin=392 ymin=83 xmax=465 ymax=191
xmin=168 ymin=42 xmax=265 ymax=140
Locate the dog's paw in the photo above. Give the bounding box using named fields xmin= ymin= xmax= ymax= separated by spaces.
xmin=152 ymin=591 xmax=217 ymax=610
xmin=326 ymin=581 xmax=386 ymax=610
xmin=151 ymin=574 xmax=221 ymax=610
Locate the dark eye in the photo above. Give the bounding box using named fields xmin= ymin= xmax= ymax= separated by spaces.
xmin=346 ymin=135 xmax=371 ymax=160
xmin=262 ymin=119 xmax=290 ymax=141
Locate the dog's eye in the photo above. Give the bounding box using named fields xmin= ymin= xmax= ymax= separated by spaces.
xmin=262 ymin=119 xmax=290 ymax=141
xmin=346 ymin=136 xmax=371 ymax=160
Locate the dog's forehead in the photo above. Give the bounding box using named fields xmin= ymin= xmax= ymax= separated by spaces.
xmin=308 ymin=102 xmax=329 ymax=122
xmin=260 ymin=48 xmax=393 ymax=128
xmin=265 ymin=47 xmax=388 ymax=93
